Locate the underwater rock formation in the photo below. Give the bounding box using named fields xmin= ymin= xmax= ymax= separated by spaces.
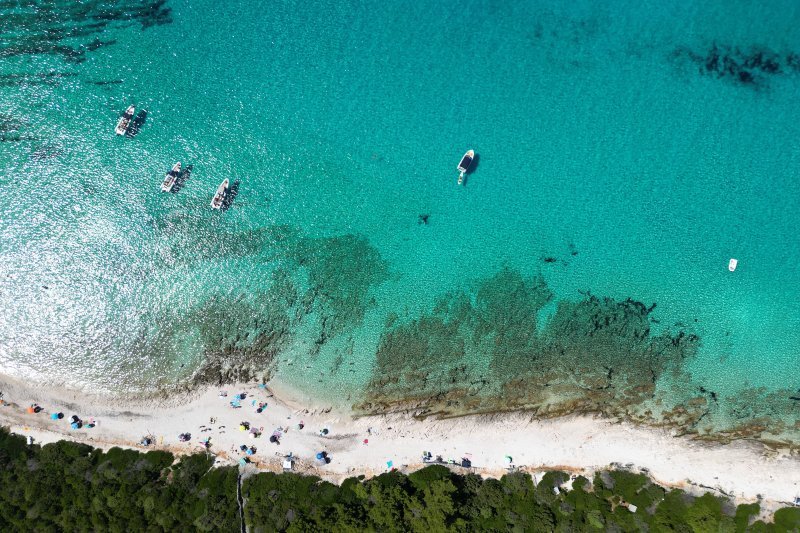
xmin=360 ymin=268 xmax=696 ymax=420
xmin=184 ymin=276 xmax=297 ymax=388
xmin=287 ymin=234 xmax=389 ymax=340
xmin=0 ymin=0 xmax=171 ymax=63
xmin=147 ymin=225 xmax=388 ymax=388
xmin=359 ymin=267 xmax=800 ymax=446
xmin=671 ymin=43 xmax=800 ymax=88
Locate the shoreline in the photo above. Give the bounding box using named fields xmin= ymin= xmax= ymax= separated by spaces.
xmin=0 ymin=373 xmax=798 ymax=516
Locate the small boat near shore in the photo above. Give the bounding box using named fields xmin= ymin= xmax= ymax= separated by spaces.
xmin=115 ymin=105 xmax=135 ymax=135
xmin=161 ymin=162 xmax=181 ymax=192
xmin=210 ymin=179 xmax=229 ymax=209
xmin=728 ymin=258 xmax=738 ymax=272
xmin=457 ymin=149 xmax=474 ymax=185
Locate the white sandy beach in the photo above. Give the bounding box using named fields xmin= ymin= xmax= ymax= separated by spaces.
xmin=0 ymin=374 xmax=797 ymax=514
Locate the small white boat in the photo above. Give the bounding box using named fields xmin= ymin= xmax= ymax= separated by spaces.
xmin=115 ymin=105 xmax=135 ymax=135
xmin=457 ymin=149 xmax=474 ymax=185
xmin=210 ymin=179 xmax=229 ymax=209
xmin=728 ymin=258 xmax=738 ymax=272
xmin=161 ymin=162 xmax=181 ymax=192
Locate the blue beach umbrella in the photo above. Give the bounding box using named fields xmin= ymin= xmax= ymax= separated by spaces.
xmin=316 ymin=452 xmax=324 ymax=460
xmin=70 ymin=422 xmax=79 ymax=429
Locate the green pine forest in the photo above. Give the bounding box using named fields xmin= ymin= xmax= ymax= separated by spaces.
xmin=0 ymin=428 xmax=798 ymax=532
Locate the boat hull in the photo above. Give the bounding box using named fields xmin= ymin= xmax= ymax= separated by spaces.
xmin=457 ymin=149 xmax=474 ymax=185
xmin=161 ymin=162 xmax=181 ymax=192
xmin=115 ymin=105 xmax=135 ymax=135
xmin=211 ymin=179 xmax=230 ymax=209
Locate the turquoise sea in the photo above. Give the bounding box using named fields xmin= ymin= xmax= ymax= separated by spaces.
xmin=1 ymin=0 xmax=798 ymax=441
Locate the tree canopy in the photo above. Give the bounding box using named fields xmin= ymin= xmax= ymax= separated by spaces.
xmin=0 ymin=428 xmax=797 ymax=532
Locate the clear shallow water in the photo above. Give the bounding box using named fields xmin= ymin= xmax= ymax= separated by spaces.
xmin=0 ymin=0 xmax=798 ymax=441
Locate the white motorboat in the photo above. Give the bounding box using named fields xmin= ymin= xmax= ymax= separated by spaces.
xmin=115 ymin=105 xmax=135 ymax=135
xmin=210 ymin=179 xmax=229 ymax=209
xmin=161 ymin=162 xmax=181 ymax=192
xmin=457 ymin=149 xmax=474 ymax=185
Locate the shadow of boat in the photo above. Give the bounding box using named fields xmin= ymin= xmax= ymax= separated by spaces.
xmin=467 ymin=152 xmax=479 ymax=174
xmin=220 ymin=180 xmax=240 ymax=211
xmin=125 ymin=110 xmax=147 ymax=138
xmin=172 ymin=164 xmax=193 ymax=193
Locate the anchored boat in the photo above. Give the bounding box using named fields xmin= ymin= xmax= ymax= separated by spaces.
xmin=115 ymin=105 xmax=135 ymax=135
xmin=161 ymin=162 xmax=181 ymax=192
xmin=210 ymin=179 xmax=229 ymax=209
xmin=457 ymin=149 xmax=474 ymax=185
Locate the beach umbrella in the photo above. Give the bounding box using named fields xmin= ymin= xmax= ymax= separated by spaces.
xmin=70 ymin=422 xmax=79 ymax=429
xmin=316 ymin=452 xmax=324 ymax=460
xmin=239 ymin=425 xmax=246 ymax=431
xmin=50 ymin=412 xmax=62 ymax=420
xmin=505 ymin=455 xmax=513 ymax=464
xmin=386 ymin=460 xmax=393 ymax=469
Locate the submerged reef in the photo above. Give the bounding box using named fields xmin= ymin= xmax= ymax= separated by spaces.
xmin=0 ymin=72 xmax=78 ymax=88
xmin=0 ymin=113 xmax=34 ymax=143
xmin=181 ymin=270 xmax=299 ymax=388
xmin=360 ymin=268 xmax=690 ymax=418
xmin=0 ymin=0 xmax=171 ymax=64
xmin=358 ymin=268 xmax=799 ymax=446
xmin=149 ymin=223 xmax=388 ymax=391
xmin=670 ymin=43 xmax=800 ymax=89
xmin=288 ymin=234 xmax=389 ymax=342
